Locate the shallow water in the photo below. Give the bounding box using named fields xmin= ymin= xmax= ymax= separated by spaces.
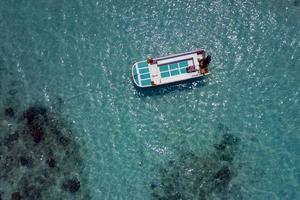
xmin=0 ymin=0 xmax=300 ymax=199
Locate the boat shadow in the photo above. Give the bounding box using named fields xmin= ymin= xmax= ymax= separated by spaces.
xmin=134 ymin=77 xmax=208 ymax=97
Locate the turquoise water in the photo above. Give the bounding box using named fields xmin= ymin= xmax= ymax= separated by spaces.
xmin=1 ymin=0 xmax=300 ymax=199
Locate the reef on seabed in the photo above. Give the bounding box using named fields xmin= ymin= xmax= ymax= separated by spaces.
xmin=150 ymin=129 xmax=242 ymax=200
xmin=0 ymin=105 xmax=90 ymax=200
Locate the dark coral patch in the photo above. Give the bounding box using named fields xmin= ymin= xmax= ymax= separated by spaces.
xmin=21 ymin=106 xmax=49 ymax=143
xmin=22 ymin=106 xmax=48 ymax=124
xmin=19 ymin=156 xmax=33 ymax=168
xmin=0 ymin=104 xmax=89 ymax=199
xmin=217 ymin=123 xmax=230 ymax=133
xmin=214 ymin=133 xmax=240 ymax=163
xmin=11 ymin=192 xmax=21 ymax=200
xmin=46 ymin=158 xmax=56 ymax=168
xmin=59 ymin=136 xmax=71 ymax=146
xmin=214 ymin=133 xmax=240 ymax=152
xmin=214 ymin=143 xmax=227 ymax=151
xmin=151 ymin=133 xmax=241 ymax=200
xmin=22 ymin=184 xmax=42 ymax=200
xmin=214 ymin=165 xmax=232 ymax=188
xmin=4 ymin=132 xmax=19 ymax=146
xmin=150 ymin=183 xmax=157 ymax=189
xmin=63 ymin=177 xmax=80 ymax=193
xmin=222 ymin=134 xmax=240 ymax=146
xmin=30 ymin=126 xmax=44 ymax=143
xmin=4 ymin=107 xmax=15 ymax=117
xmin=219 ymin=154 xmax=234 ymax=162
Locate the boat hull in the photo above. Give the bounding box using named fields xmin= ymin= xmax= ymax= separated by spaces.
xmin=131 ymin=49 xmax=209 ymax=88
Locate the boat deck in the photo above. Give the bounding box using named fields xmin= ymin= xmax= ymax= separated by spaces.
xmin=132 ymin=49 xmax=208 ymax=87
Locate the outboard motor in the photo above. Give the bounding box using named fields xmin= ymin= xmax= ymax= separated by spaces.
xmin=205 ymin=55 xmax=211 ymax=66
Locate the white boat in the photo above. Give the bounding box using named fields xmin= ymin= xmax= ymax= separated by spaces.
xmin=131 ymin=49 xmax=211 ymax=88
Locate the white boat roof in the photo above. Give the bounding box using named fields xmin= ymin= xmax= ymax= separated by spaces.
xmin=132 ymin=49 xmax=209 ymax=87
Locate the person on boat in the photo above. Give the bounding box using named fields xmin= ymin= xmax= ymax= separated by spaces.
xmin=198 ymin=55 xmax=211 ymax=74
xmin=147 ymin=57 xmax=154 ymax=65
xmin=197 ymin=49 xmax=205 ymax=57
xmin=151 ymin=81 xmax=157 ymax=86
xmin=186 ymin=65 xmax=196 ymax=73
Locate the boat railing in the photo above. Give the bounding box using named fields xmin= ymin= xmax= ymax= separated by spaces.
xmin=153 ymin=48 xmax=205 ymax=62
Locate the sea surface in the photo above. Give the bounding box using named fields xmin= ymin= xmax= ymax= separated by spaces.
xmin=0 ymin=0 xmax=300 ymax=199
